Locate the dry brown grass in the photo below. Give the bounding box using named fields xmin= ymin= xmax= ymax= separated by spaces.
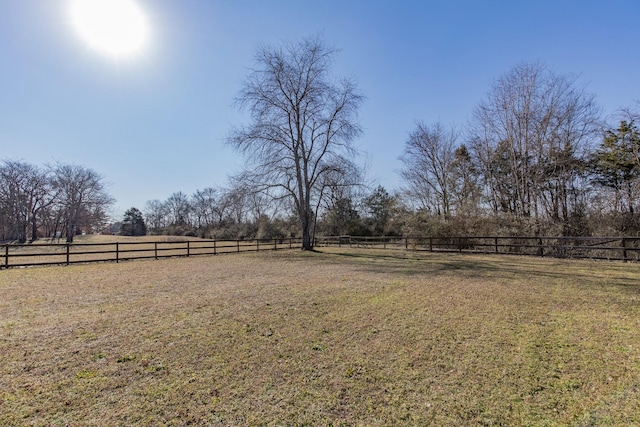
xmin=1 ymin=248 xmax=640 ymax=426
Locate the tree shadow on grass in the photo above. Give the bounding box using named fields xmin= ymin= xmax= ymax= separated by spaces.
xmin=313 ymin=248 xmax=507 ymax=277
xmin=312 ymin=248 xmax=640 ymax=294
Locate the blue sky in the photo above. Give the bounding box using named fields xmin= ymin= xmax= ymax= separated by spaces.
xmin=1 ymin=0 xmax=638 ymax=218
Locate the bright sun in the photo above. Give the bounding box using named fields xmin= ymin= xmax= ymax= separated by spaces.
xmin=69 ymin=0 xmax=150 ymax=58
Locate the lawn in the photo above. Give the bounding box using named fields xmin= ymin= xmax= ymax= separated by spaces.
xmin=1 ymin=248 xmax=639 ymax=426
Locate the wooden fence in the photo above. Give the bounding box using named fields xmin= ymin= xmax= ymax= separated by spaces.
xmin=316 ymin=235 xmax=640 ymax=262
xmin=0 ymin=238 xmax=301 ymax=269
xmin=3 ymin=235 xmax=639 ymax=269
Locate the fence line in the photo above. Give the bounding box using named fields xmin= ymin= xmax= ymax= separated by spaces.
xmin=315 ymin=235 xmax=640 ymax=262
xmin=3 ymin=235 xmax=639 ymax=269
xmin=1 ymin=238 xmax=301 ymax=269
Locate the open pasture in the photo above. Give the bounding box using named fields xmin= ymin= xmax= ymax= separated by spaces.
xmin=1 ymin=249 xmax=640 ymax=425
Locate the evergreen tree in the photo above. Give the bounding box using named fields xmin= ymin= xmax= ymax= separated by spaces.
xmin=364 ymin=186 xmax=395 ymax=235
xmin=323 ymin=197 xmax=362 ymax=236
xmin=120 ymin=207 xmax=147 ymax=236
xmin=592 ymin=120 xmax=640 ymax=214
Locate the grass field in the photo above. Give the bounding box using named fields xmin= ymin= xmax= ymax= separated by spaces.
xmin=1 ymin=248 xmax=639 ymax=426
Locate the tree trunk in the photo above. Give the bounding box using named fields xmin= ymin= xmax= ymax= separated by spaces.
xmin=17 ymin=223 xmax=27 ymax=244
xmin=66 ymin=222 xmax=75 ymax=243
xmin=300 ymin=208 xmax=313 ymax=250
xmin=301 ymin=229 xmax=312 ymax=250
xmin=31 ymin=214 xmax=38 ymax=242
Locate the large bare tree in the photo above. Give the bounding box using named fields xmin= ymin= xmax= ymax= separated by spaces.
xmin=228 ymin=37 xmax=363 ymax=250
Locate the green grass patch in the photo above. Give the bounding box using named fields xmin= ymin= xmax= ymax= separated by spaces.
xmin=1 ymin=248 xmax=639 ymax=425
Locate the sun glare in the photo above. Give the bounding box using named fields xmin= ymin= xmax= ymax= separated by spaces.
xmin=70 ymin=0 xmax=150 ymax=58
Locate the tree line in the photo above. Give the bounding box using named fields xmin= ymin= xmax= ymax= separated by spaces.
xmin=3 ymin=38 xmax=639 ymax=249
xmin=0 ymin=162 xmax=112 ymax=243
xmin=399 ymin=62 xmax=639 ymax=238
xmin=141 ymin=46 xmax=639 ymax=243
xmin=140 ymin=186 xmax=295 ymax=240
xmin=129 ymin=183 xmax=395 ymax=241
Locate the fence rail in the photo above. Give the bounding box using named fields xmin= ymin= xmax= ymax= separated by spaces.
xmin=316 ymin=235 xmax=640 ymax=262
xmin=3 ymin=235 xmax=639 ymax=269
xmin=1 ymin=238 xmax=301 ymax=269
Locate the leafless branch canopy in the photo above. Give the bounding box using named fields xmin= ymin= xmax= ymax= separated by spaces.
xmin=228 ymin=36 xmax=364 ymax=249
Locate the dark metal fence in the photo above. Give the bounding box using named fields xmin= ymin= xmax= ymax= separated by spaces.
xmin=1 ymin=238 xmax=301 ymax=269
xmin=315 ymin=235 xmax=640 ymax=262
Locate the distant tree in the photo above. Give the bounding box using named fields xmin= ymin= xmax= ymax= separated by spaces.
xmin=400 ymin=122 xmax=458 ymax=218
xmin=255 ymin=214 xmax=288 ymax=240
xmin=315 ymin=160 xmax=365 ymax=237
xmin=191 ymin=187 xmax=220 ymax=229
xmin=228 ymin=36 xmax=364 ymax=250
xmin=591 ymin=120 xmax=640 ymax=214
xmin=165 ymin=191 xmax=191 ymax=226
xmin=144 ymin=199 xmax=169 ymax=233
xmin=470 ymin=61 xmax=600 ymax=220
xmin=364 ymin=186 xmax=396 ymax=235
xmin=120 ymin=207 xmax=147 ymax=236
xmin=50 ymin=163 xmax=113 ymax=243
xmin=322 ymin=196 xmax=362 ymax=236
xmin=223 ymin=184 xmax=250 ymax=225
xmin=0 ymin=160 xmax=53 ymax=242
xmin=450 ymin=145 xmax=482 ymax=216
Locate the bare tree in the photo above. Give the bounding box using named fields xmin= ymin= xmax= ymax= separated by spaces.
xmin=144 ymin=199 xmax=169 ymax=232
xmin=50 ymin=163 xmax=113 ymax=242
xmin=222 ymin=184 xmax=250 ymax=225
xmin=191 ymin=187 xmax=220 ymax=229
xmin=228 ymin=36 xmax=363 ymax=250
xmin=470 ymin=62 xmax=600 ymax=222
xmin=400 ymin=122 xmax=458 ymax=218
xmin=165 ymin=191 xmax=191 ymax=226
xmin=0 ymin=160 xmax=53 ymax=242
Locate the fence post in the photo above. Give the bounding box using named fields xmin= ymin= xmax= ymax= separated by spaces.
xmin=3 ymin=244 xmax=7 ymax=269
xmin=458 ymin=237 xmax=462 ymax=252
xmin=66 ymin=243 xmax=70 ymax=266
xmin=257 ymin=239 xmax=260 ymax=252
xmin=154 ymin=242 xmax=158 ymax=260
xmin=622 ymin=238 xmax=628 ymax=262
xmin=289 ymin=238 xmax=292 ymax=249
xmin=274 ymin=238 xmax=277 ymax=251
xmin=115 ymin=243 xmax=119 ymax=263
xmin=213 ymin=239 xmax=217 ymax=255
xmin=429 ymin=237 xmax=433 ymax=252
xmin=538 ymin=238 xmax=544 ymax=257
xmin=187 ymin=241 xmax=190 ymax=257
xmin=237 ymin=240 xmax=240 ymax=253
xmin=495 ymin=237 xmax=499 ymax=254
